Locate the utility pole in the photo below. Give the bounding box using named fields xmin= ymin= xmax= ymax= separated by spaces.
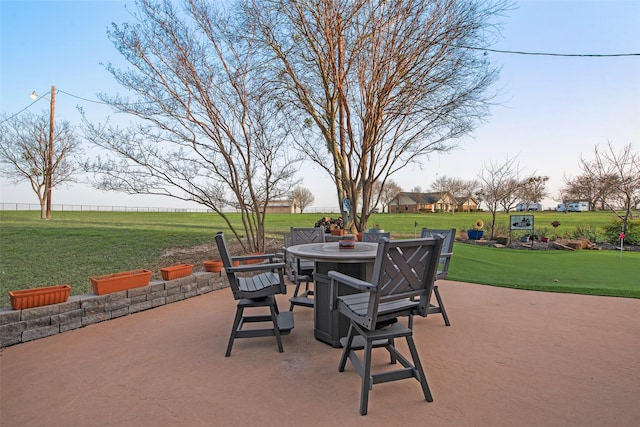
xmin=46 ymin=85 xmax=55 ymax=219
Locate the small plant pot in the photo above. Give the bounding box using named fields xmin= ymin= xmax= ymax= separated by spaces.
xmin=9 ymin=284 xmax=71 ymax=310
xmin=90 ymin=269 xmax=152 ymax=295
xmin=467 ymin=229 xmax=484 ymax=240
xmin=459 ymin=230 xmax=469 ymax=240
xmin=160 ymin=264 xmax=193 ymax=280
xmin=331 ymin=229 xmax=344 ymax=236
xmin=242 ymin=252 xmax=266 ymax=265
xmin=204 ymin=259 xmax=224 ymax=273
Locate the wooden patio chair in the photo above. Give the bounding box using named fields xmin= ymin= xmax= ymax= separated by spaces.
xmin=420 ymin=227 xmax=456 ymax=326
xmin=361 ymin=231 xmax=391 ymax=242
xmin=328 ymin=236 xmax=443 ymax=415
xmin=286 ymin=227 xmax=325 ymax=311
xmin=215 ymin=232 xmax=294 ymax=356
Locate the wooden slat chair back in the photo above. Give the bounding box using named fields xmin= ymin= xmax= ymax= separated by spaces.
xmin=290 ymin=227 xmax=326 ymax=245
xmin=361 ymin=231 xmax=391 ymax=242
xmin=419 ymin=227 xmax=456 ymax=325
xmin=286 ymin=227 xmax=326 ymax=310
xmin=214 ymin=232 xmax=293 ymax=356
xmin=328 ymin=236 xmax=443 ymax=415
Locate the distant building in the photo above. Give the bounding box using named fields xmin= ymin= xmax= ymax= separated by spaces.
xmin=389 ymin=192 xmax=479 ymax=213
xmin=265 ymin=199 xmax=299 ymax=214
xmin=456 ymin=196 xmax=479 ymax=212
xmin=389 ymin=192 xmax=461 ymax=213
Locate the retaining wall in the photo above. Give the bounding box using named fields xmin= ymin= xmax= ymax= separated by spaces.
xmin=0 ymin=272 xmax=227 ymax=348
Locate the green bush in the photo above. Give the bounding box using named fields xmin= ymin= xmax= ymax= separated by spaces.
xmin=603 ymin=219 xmax=640 ymax=245
xmin=572 ymin=225 xmax=602 ymax=243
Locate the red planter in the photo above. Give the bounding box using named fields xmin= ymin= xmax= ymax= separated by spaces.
xmin=242 ymin=252 xmax=266 ymax=265
xmin=204 ymin=259 xmax=224 ymax=273
xmin=90 ymin=269 xmax=152 ymax=295
xmin=9 ymin=285 xmax=71 ymax=310
xmin=160 ymin=264 xmax=193 ymax=280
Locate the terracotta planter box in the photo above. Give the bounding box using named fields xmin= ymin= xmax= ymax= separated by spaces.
xmin=9 ymin=284 xmax=71 ymax=310
xmin=90 ymin=269 xmax=152 ymax=295
xmin=160 ymin=264 xmax=193 ymax=281
xmin=242 ymin=253 xmax=266 ymax=265
xmin=204 ymin=259 xmax=224 ymax=273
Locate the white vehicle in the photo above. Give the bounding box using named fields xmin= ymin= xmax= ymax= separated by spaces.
xmin=557 ymin=202 xmax=589 ymax=212
xmin=516 ymin=202 xmax=542 ymax=212
xmin=568 ymin=201 xmax=589 ymax=212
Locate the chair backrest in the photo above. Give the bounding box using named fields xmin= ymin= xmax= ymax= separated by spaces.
xmin=215 ymin=232 xmax=243 ymax=298
xmin=362 ymin=237 xmax=443 ymax=330
xmin=289 ymin=227 xmax=326 ymax=245
xmin=361 ymin=231 xmax=391 ymax=242
xmin=420 ymin=227 xmax=456 ymax=279
xmin=215 ymin=231 xmax=286 ymax=300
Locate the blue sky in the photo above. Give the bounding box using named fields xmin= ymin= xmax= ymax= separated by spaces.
xmin=1 ymin=0 xmax=639 ymax=211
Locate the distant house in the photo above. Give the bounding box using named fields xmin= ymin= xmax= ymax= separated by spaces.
xmin=388 ymin=192 xmax=458 ymax=213
xmin=388 ymin=192 xmax=478 ymax=213
xmin=265 ymin=199 xmax=299 ymax=214
xmin=455 ymin=196 xmax=479 ymax=212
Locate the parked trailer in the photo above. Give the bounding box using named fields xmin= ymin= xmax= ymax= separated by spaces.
xmin=557 ymin=202 xmax=589 ymax=212
xmin=516 ymin=203 xmax=542 ymax=212
xmin=568 ymin=202 xmax=589 ymax=212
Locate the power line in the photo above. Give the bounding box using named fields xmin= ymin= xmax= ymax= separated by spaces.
xmin=57 ymin=89 xmax=111 ymax=104
xmin=3 ymin=43 xmax=638 ymax=125
xmin=462 ymin=45 xmax=640 ymax=57
xmin=0 ymin=96 xmax=48 ymax=125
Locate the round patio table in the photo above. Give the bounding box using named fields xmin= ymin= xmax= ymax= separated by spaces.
xmin=286 ymin=242 xmax=379 ymax=347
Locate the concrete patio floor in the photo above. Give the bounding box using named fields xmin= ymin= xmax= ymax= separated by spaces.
xmin=1 ymin=280 xmax=639 ymax=426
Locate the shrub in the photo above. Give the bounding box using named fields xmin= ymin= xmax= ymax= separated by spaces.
xmin=572 ymin=226 xmax=602 ymax=243
xmin=603 ymin=219 xmax=640 ymax=246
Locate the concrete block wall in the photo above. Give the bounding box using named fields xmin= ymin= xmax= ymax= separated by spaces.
xmin=0 ymin=272 xmax=227 ymax=348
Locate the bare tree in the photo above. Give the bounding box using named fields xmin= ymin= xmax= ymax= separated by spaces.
xmin=518 ymin=175 xmax=549 ymax=204
xmin=82 ymin=0 xmax=300 ymax=252
xmin=248 ymin=0 xmax=508 ymax=232
xmin=291 ymin=186 xmax=315 ymax=213
xmin=579 ymin=142 xmax=640 ymax=234
xmin=430 ymin=175 xmax=465 ymax=214
xmin=0 ymin=111 xmax=81 ymax=219
xmin=378 ymin=180 xmax=402 ymax=213
xmin=478 ymin=156 xmax=521 ymax=239
xmin=460 ymin=179 xmax=481 ymax=212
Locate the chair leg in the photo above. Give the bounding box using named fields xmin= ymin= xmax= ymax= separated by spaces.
xmin=225 ymin=305 xmax=245 ymax=357
xmin=270 ymin=301 xmax=284 ymax=353
xmin=405 ymin=335 xmax=433 ymax=402
xmin=359 ymin=340 xmax=373 ymax=416
xmin=338 ymin=324 xmax=355 ymax=372
xmin=289 ymin=279 xmax=303 ymax=311
xmin=433 ymin=285 xmax=450 ymax=326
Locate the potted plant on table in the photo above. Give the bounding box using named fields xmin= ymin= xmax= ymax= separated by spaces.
xmin=467 ymin=220 xmax=484 ymax=240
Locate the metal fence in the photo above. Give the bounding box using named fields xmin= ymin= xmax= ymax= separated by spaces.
xmin=0 ymin=203 xmax=339 ymax=214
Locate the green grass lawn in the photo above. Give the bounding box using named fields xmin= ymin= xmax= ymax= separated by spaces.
xmin=448 ymin=244 xmax=640 ymax=298
xmin=1 ymin=210 xmax=638 ymax=308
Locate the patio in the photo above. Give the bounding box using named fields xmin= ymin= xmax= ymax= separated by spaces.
xmin=2 ymin=280 xmax=639 ymax=426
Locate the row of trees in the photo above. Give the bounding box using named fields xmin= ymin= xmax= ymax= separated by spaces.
xmin=3 ymin=1 xmax=637 ymax=249
xmin=356 ymin=144 xmax=639 ymax=240
xmin=2 ymin=0 xmax=509 ymax=252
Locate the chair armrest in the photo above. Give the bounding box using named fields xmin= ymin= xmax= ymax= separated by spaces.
xmin=328 ymin=270 xmax=375 ymax=310
xmin=328 ymin=271 xmax=376 ymax=291
xmin=227 ymin=262 xmax=286 ymax=273
xmin=232 ymin=252 xmax=278 ymax=263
